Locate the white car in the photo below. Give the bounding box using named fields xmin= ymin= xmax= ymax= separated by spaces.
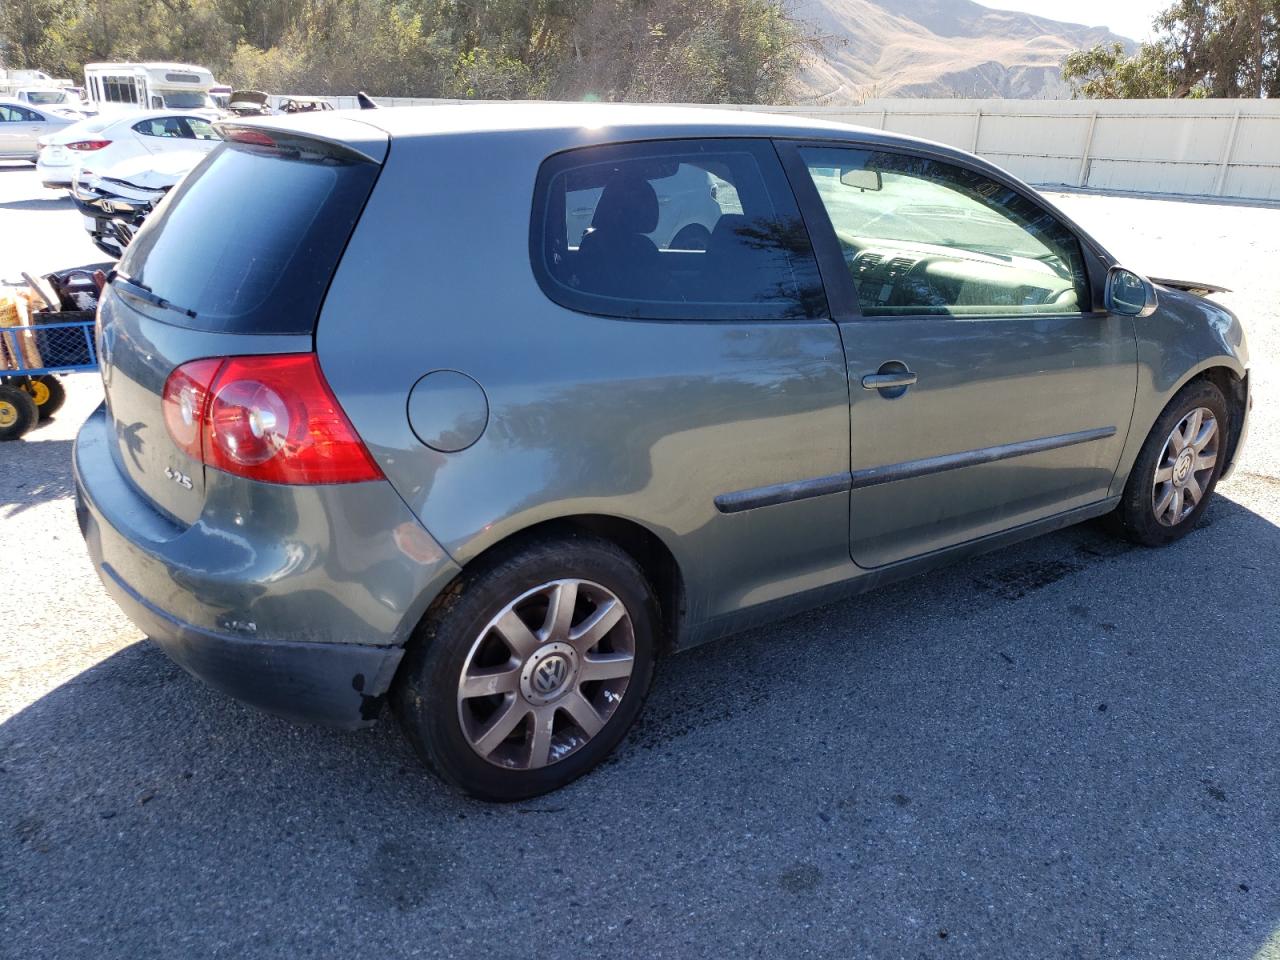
xmin=0 ymin=99 xmax=80 ymax=161
xmin=72 ymin=149 xmax=207 ymax=257
xmin=11 ymin=87 xmax=89 ymax=115
xmin=35 ymin=108 xmax=220 ymax=189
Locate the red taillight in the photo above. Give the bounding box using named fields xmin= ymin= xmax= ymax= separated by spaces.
xmin=162 ymin=358 xmax=223 ymax=460
xmin=67 ymin=139 xmax=112 ymax=151
xmin=161 ymin=354 xmax=382 ymax=485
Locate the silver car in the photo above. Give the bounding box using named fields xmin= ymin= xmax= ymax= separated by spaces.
xmin=0 ymin=99 xmax=77 ymax=160
xmin=75 ymin=106 xmax=1251 ymax=800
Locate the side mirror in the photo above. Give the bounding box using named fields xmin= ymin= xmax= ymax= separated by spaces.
xmin=1106 ymin=267 xmax=1158 ymax=317
xmin=840 ymin=167 xmax=882 ymax=191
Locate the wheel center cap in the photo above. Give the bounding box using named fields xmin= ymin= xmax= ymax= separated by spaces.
xmin=520 ymin=642 xmax=578 ymax=705
xmin=1173 ymin=448 xmax=1195 ymax=486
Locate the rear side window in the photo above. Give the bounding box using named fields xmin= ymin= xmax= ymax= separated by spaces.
xmin=118 ymin=136 xmax=379 ymax=334
xmin=531 ymin=139 xmax=826 ymax=321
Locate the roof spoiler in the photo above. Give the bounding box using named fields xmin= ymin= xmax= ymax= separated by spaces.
xmin=213 ymin=121 xmax=385 ymax=164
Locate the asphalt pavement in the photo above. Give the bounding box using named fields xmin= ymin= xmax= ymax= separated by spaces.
xmin=2 ymin=159 xmax=1279 ymax=960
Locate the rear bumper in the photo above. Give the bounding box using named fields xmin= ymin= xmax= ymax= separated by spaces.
xmin=92 ymin=559 xmax=404 ymax=727
xmin=74 ymin=404 xmax=461 ymax=729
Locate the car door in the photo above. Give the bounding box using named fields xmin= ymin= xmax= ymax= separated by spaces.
xmin=779 ymin=142 xmax=1137 ymax=569
xmin=0 ymin=106 xmax=18 ymax=156
xmin=0 ymin=104 xmax=41 ymax=155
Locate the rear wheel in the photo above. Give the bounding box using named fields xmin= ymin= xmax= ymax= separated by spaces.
xmin=1115 ymin=379 xmax=1229 ymax=546
xmin=395 ymin=536 xmax=658 ymax=801
xmin=0 ymin=385 xmax=38 ymax=441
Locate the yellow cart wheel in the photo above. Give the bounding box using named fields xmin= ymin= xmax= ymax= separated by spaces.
xmin=0 ymin=385 xmax=38 ymax=441
xmin=25 ymin=375 xmax=67 ymax=420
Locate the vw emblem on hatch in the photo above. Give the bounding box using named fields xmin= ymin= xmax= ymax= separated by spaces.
xmin=532 ymin=655 xmax=569 ymax=696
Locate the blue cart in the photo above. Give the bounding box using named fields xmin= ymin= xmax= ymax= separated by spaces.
xmin=0 ymin=314 xmax=97 ymax=440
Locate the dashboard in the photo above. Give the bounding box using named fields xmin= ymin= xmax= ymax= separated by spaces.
xmin=843 ymin=236 xmax=1082 ymax=316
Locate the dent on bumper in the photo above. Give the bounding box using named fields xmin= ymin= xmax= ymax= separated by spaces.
xmin=74 ymin=404 xmax=461 ymax=728
xmin=94 ymin=555 xmax=402 ymax=728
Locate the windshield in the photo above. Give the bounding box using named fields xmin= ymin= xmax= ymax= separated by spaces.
xmin=810 ymin=169 xmax=1058 ymax=261
xmin=25 ymin=90 xmax=69 ymax=105
xmin=161 ymin=91 xmax=213 ymax=109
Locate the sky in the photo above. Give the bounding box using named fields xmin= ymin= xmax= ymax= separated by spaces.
xmin=976 ymin=0 xmax=1166 ymax=41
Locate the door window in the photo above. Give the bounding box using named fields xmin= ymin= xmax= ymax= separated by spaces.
xmin=533 ymin=139 xmax=825 ymax=321
xmin=798 ymin=147 xmax=1089 ymax=318
xmin=0 ymin=105 xmax=40 ymax=122
xmin=182 ymin=117 xmax=219 ymax=140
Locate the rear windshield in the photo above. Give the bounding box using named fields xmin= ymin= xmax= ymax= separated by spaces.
xmin=25 ymin=90 xmax=69 ymax=105
xmin=118 ymin=138 xmax=378 ymax=334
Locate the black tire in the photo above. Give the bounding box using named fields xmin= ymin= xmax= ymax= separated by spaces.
xmin=28 ymin=375 xmax=66 ymax=420
xmin=394 ymin=535 xmax=658 ymax=801
xmin=0 ymin=384 xmax=39 ymax=441
xmin=1115 ymin=378 xmax=1229 ymax=547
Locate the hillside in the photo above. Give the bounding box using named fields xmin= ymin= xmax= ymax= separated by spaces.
xmin=796 ymin=0 xmax=1136 ymax=101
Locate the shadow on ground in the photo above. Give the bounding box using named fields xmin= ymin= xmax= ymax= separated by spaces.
xmin=3 ymin=497 xmax=1280 ymax=959
xmin=0 ymin=438 xmax=74 ymax=515
xmin=0 ymin=196 xmax=73 ymax=211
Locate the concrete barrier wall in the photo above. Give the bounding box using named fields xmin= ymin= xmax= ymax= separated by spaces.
xmin=316 ymin=96 xmax=1280 ymax=202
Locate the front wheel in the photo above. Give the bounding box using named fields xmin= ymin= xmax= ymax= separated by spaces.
xmin=1115 ymin=379 xmax=1229 ymax=546
xmin=394 ymin=536 xmax=658 ymax=801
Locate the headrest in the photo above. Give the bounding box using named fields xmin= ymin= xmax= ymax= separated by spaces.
xmin=592 ymin=173 xmax=660 ymax=234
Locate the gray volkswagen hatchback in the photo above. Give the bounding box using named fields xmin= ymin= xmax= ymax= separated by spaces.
xmin=75 ymin=105 xmax=1251 ymax=799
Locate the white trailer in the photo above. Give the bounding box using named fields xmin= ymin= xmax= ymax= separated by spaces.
xmin=0 ymin=69 xmax=74 ymax=98
xmin=83 ymin=62 xmax=216 ymax=113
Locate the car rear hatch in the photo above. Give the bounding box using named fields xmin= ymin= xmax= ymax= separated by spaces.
xmin=97 ymin=115 xmax=388 ymax=526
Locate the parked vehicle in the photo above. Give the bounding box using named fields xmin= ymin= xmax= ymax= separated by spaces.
xmin=209 ymin=84 xmax=232 ymax=111
xmin=35 ymin=109 xmax=219 ymax=189
xmin=0 ymin=99 xmax=79 ymax=161
xmin=277 ymin=96 xmax=334 ymax=114
xmin=228 ymin=90 xmax=271 ymax=116
xmin=0 ymin=69 xmax=75 ymax=97
xmin=8 ymin=87 xmax=87 ymax=115
xmin=72 ymin=150 xmax=205 ymax=257
xmin=74 ymin=106 xmax=1252 ymax=801
xmin=83 ymin=62 xmax=216 ymax=114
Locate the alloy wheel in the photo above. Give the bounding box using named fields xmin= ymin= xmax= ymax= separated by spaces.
xmin=1152 ymin=406 xmax=1219 ymax=526
xmin=456 ymin=578 xmax=636 ymax=770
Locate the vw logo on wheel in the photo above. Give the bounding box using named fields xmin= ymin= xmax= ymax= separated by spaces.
xmin=532 ymin=655 xmax=569 ymax=695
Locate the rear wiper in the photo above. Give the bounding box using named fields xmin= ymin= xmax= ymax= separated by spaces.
xmin=109 ymin=271 xmax=198 ymax=319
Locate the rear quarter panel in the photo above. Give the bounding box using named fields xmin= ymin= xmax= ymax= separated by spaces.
xmin=316 ymin=129 xmax=854 ymax=635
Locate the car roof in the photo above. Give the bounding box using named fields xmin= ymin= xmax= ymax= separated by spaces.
xmin=237 ymin=101 xmax=974 ymax=167
xmin=237 ymin=101 xmax=1088 ymax=209
xmin=274 ymin=102 xmax=868 ymax=139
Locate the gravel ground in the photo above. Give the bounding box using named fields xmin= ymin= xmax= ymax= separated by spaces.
xmin=2 ymin=160 xmax=1279 ymax=960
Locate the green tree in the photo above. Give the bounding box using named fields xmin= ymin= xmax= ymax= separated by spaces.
xmin=2 ymin=0 xmax=822 ymax=104
xmin=1064 ymin=0 xmax=1280 ymax=98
